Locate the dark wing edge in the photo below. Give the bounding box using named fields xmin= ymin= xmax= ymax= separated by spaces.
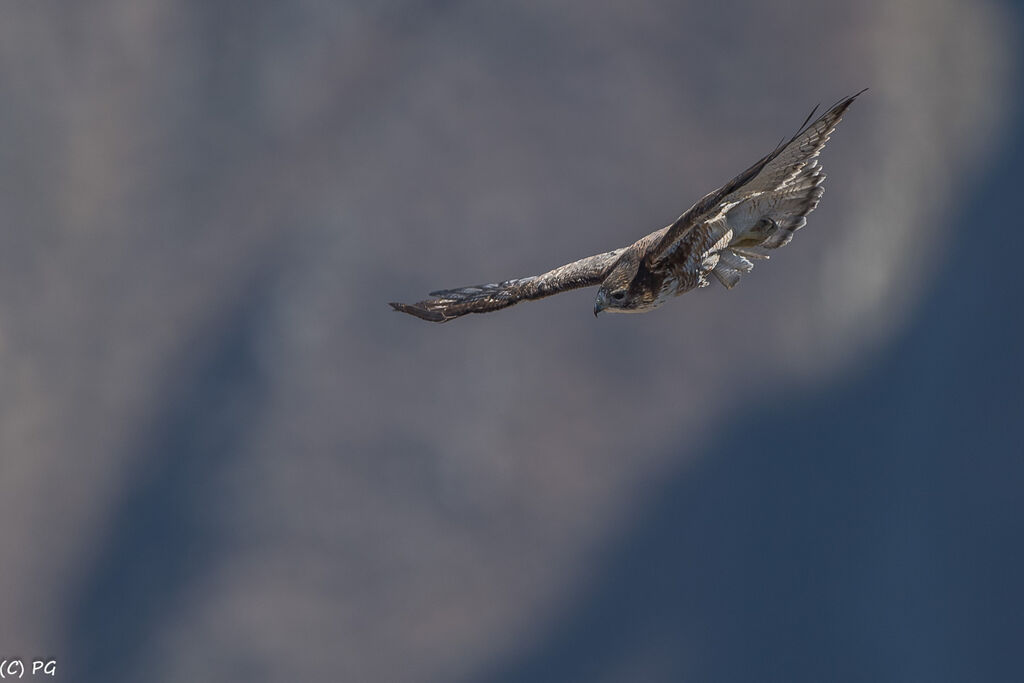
xmin=646 ymin=89 xmax=866 ymax=266
xmin=389 ymin=248 xmax=626 ymax=322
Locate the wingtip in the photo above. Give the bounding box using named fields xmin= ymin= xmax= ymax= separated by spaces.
xmin=388 ymin=301 xmax=413 ymax=315
xmin=817 ymin=88 xmax=868 ymax=123
xmin=837 ymin=88 xmax=869 ymax=109
xmin=389 ymin=301 xmax=448 ymax=322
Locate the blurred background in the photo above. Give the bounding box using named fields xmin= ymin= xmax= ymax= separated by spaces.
xmin=1 ymin=1 xmax=1021 ymax=681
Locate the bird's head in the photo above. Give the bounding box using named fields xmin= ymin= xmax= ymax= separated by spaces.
xmin=594 ymin=283 xmax=634 ymax=316
xmin=594 ymin=248 xmax=645 ymax=316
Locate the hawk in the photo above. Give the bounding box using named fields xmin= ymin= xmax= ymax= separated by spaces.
xmin=390 ymin=90 xmax=864 ymax=322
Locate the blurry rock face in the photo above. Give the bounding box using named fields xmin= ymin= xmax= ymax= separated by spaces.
xmin=0 ymin=0 xmax=1013 ymax=681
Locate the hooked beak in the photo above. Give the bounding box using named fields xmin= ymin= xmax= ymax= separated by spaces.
xmin=594 ymin=291 xmax=607 ymax=317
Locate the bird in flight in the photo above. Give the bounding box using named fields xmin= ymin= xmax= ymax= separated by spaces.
xmin=391 ymin=90 xmax=864 ymax=322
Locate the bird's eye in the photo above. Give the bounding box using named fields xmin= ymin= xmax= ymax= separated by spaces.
xmin=611 ymin=290 xmax=626 ymax=301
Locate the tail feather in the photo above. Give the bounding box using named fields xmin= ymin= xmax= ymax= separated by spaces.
xmin=712 ymin=248 xmax=755 ymax=289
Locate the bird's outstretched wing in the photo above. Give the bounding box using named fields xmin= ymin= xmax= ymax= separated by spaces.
xmin=646 ymin=89 xmax=865 ymax=268
xmin=390 ymin=248 xmax=626 ymax=322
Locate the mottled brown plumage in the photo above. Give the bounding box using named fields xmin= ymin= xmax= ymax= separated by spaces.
xmin=390 ymin=91 xmax=864 ymax=322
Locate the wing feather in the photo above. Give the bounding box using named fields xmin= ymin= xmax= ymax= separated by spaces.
xmin=390 ymin=248 xmax=626 ymax=322
xmin=647 ymin=89 xmax=865 ymax=266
